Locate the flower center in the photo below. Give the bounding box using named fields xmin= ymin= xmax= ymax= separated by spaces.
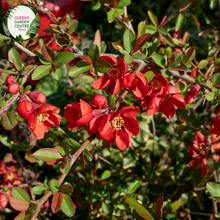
xmin=199 ymin=143 xmax=210 ymax=155
xmin=150 ymin=79 xmax=161 ymax=89
xmin=7 ymin=173 xmax=14 ymax=181
xmin=110 ymin=116 xmax=124 ymax=131
xmin=107 ymin=68 xmax=120 ymax=80
xmin=36 ymin=113 xmax=49 ymax=124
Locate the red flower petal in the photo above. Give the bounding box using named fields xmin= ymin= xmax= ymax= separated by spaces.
xmin=167 ymin=86 xmax=181 ymax=94
xmin=146 ymin=108 xmax=158 ymax=116
xmin=124 ymin=116 xmax=140 ymax=136
xmin=195 ymin=131 xmax=206 ymax=143
xmin=75 ymin=112 xmax=93 ymax=128
xmin=99 ymin=113 xmax=115 ymax=140
xmin=93 ymin=75 xmax=111 ymax=90
xmin=136 ymin=74 xmax=147 ymax=87
xmin=108 ymin=78 xmax=121 ymax=95
xmin=64 ymin=107 xmax=79 ymax=123
xmin=100 ymin=56 xmax=117 ymax=66
xmin=48 ymin=112 xmax=62 ymax=126
xmin=38 ymin=104 xmax=59 ymax=113
xmin=171 ymin=93 xmax=186 ymax=109
xmin=119 ymin=106 xmax=140 ymax=117
xmin=119 ymin=58 xmax=128 ymax=76
xmin=80 ymin=99 xmax=92 ymax=116
xmin=123 ymin=74 xmax=136 ymax=88
xmin=201 ymin=157 xmax=209 ymax=176
xmin=160 ymin=99 xmax=176 ymax=118
xmin=147 ymin=96 xmax=163 ymax=109
xmin=114 ymin=130 xmax=130 ymax=151
xmin=87 ymin=116 xmax=102 ymax=134
xmin=133 ymin=85 xmax=148 ymax=99
xmin=184 ymin=93 xmax=196 ymax=104
xmin=65 ymin=103 xmax=80 ymax=110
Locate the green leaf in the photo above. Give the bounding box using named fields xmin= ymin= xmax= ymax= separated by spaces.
xmin=88 ymin=45 xmax=100 ymax=61
xmin=11 ymin=187 xmax=31 ymax=204
xmin=212 ymin=73 xmax=220 ymax=85
xmin=14 ymin=210 xmax=30 ymax=220
xmin=59 ymin=184 xmax=74 ymax=194
xmin=158 ymin=27 xmax=167 ymax=35
xmin=137 ymin=21 xmax=146 ymax=38
xmin=101 ymin=170 xmax=111 ymax=180
xmin=207 ymin=182 xmax=220 ymax=200
xmin=170 ymin=52 xmax=183 ymax=67
xmin=126 ymin=197 xmax=155 ymax=220
xmin=33 ymin=148 xmax=62 ymax=161
xmin=102 ymin=201 xmax=112 ymax=214
xmin=151 ymin=54 xmax=165 ymax=68
xmin=55 ymin=52 xmax=74 ymax=66
xmin=145 ymin=25 xmax=157 ymax=34
xmin=43 ymin=28 xmax=62 ymax=34
xmin=205 ymin=92 xmax=215 ymax=101
xmin=175 ymin=13 xmax=184 ymax=32
xmin=9 ymin=198 xmax=30 ymax=212
xmin=210 ymin=0 xmax=217 ymax=9
xmin=56 ymin=38 xmax=68 ymax=47
xmin=164 ymin=199 xmax=181 ymax=213
xmin=147 ymin=38 xmax=160 ymax=57
xmin=0 ymin=34 xmax=11 ymax=40
xmin=41 ymin=45 xmax=56 ymax=63
xmin=60 ymin=139 xmax=69 ymax=156
xmin=148 ymin=11 xmax=158 ymax=27
xmin=84 ymin=149 xmax=93 ymax=162
xmin=124 ymin=53 xmax=134 ymax=64
xmin=92 ymin=1 xmax=101 ymax=10
xmin=69 ymin=62 xmax=91 ymax=77
xmin=61 ymin=193 xmax=75 ymax=217
xmin=108 ymin=95 xmax=116 ymax=108
xmin=49 ymin=179 xmax=60 ymax=193
xmin=198 ymin=59 xmax=208 ymax=69
xmin=107 ymin=9 xmax=119 ymax=23
xmin=26 ymin=14 xmax=40 ymax=36
xmin=51 ymin=68 xmax=62 ymax=80
xmin=67 ymin=19 xmax=78 ymax=34
xmin=2 ymin=111 xmax=18 ymax=130
xmin=132 ymin=53 xmax=145 ymax=59
xmin=94 ymin=59 xmax=112 ymax=73
xmin=143 ymin=71 xmax=154 ymax=82
xmin=184 ymin=47 xmax=196 ymax=65
xmin=32 ymin=186 xmax=47 ymax=195
xmin=8 ymin=48 xmax=22 ymax=70
xmin=32 ymin=65 xmax=51 ymax=80
xmin=117 ymin=0 xmax=131 ymax=7
xmin=190 ymin=13 xmax=200 ymax=30
xmin=123 ymin=29 xmax=136 ymax=53
xmin=128 ymin=179 xmax=142 ymax=193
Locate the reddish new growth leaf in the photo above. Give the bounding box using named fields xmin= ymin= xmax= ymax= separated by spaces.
xmin=184 ymin=84 xmax=200 ymax=104
xmin=51 ymin=192 xmax=63 ymax=213
xmin=9 ymin=198 xmax=30 ymax=211
xmin=155 ymin=194 xmax=163 ymax=220
xmin=41 ymin=45 xmax=56 ymax=63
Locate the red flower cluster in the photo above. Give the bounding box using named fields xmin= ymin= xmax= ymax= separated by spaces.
xmin=17 ymin=91 xmax=61 ymax=139
xmin=93 ymin=56 xmax=128 ymax=95
xmin=187 ymin=131 xmax=220 ymax=176
xmin=64 ymin=94 xmax=140 ymax=150
xmin=184 ymin=84 xmax=200 ymax=104
xmin=210 ymin=116 xmax=220 ymax=138
xmin=5 ymin=75 xmax=20 ymax=94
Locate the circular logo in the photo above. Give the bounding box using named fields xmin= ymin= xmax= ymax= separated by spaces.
xmin=3 ymin=4 xmax=40 ymax=41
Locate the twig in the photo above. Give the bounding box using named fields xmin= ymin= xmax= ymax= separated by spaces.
xmin=187 ymin=191 xmax=192 ymax=220
xmin=151 ymin=116 xmax=156 ymax=138
xmin=13 ymin=41 xmax=36 ymax=57
xmin=99 ymin=155 xmax=122 ymax=172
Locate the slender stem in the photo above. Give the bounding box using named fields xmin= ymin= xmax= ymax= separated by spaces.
xmin=13 ymin=41 xmax=36 ymax=57
xmin=187 ymin=191 xmax=192 ymax=220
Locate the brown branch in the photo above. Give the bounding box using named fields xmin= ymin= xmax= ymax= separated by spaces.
xmin=160 ymin=0 xmax=193 ymax=28
xmin=30 ymin=135 xmax=95 ymax=220
xmin=13 ymin=41 xmax=36 ymax=57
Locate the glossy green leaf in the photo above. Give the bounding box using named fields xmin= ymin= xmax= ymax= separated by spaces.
xmin=145 ymin=25 xmax=157 ymax=34
xmin=32 ymin=186 xmax=47 ymax=195
xmin=55 ymin=52 xmax=74 ymax=66
xmin=2 ymin=111 xmax=18 ymax=130
xmin=68 ymin=19 xmax=78 ymax=34
xmin=50 ymin=179 xmax=60 ymax=193
xmin=147 ymin=38 xmax=160 ymax=57
xmin=210 ymin=0 xmax=217 ymax=9
xmin=8 ymin=48 xmax=22 ymax=70
xmin=102 ymin=201 xmax=112 ymax=214
xmin=137 ymin=21 xmax=146 ymax=38
xmin=101 ymin=170 xmax=111 ymax=180
xmin=51 ymin=68 xmax=62 ymax=80
xmin=59 ymin=183 xmax=74 ymax=194
xmin=69 ymin=62 xmax=91 ymax=77
xmin=128 ymin=179 xmax=142 ymax=193
xmin=61 ymin=193 xmax=75 ymax=217
xmin=143 ymin=71 xmax=154 ymax=82
xmin=107 ymin=9 xmax=119 ymax=23
xmin=207 ymin=182 xmax=220 ymax=200
xmin=148 ymin=11 xmax=158 ymax=27
xmin=108 ymin=95 xmax=116 ymax=108
xmin=117 ymin=0 xmax=131 ymax=7
xmin=212 ymin=73 xmax=220 ymax=85
xmin=198 ymin=59 xmax=208 ymax=69
xmin=0 ymin=34 xmax=11 ymax=40
xmin=56 ymin=38 xmax=68 ymax=47
xmin=14 ymin=211 xmax=30 ymax=220
xmin=164 ymin=199 xmax=181 ymax=213
xmin=33 ymin=148 xmax=62 ymax=161
xmin=175 ymin=13 xmax=184 ymax=32
xmin=132 ymin=53 xmax=145 ymax=59
xmin=89 ymin=44 xmax=100 ymax=61
xmin=94 ymin=59 xmax=112 ymax=73
xmin=43 ymin=28 xmax=62 ymax=34
xmin=11 ymin=187 xmax=31 ymax=204
xmin=84 ymin=149 xmax=93 ymax=162
xmin=170 ymin=52 xmax=183 ymax=67
xmin=31 ymin=65 xmax=51 ymax=80
xmin=41 ymin=45 xmax=56 ymax=63
xmin=184 ymin=47 xmax=196 ymax=65
xmin=123 ymin=29 xmax=136 ymax=53
xmin=92 ymin=1 xmax=101 ymax=10
xmin=126 ymin=197 xmax=155 ymax=220
xmin=60 ymin=160 xmax=70 ymax=174
xmin=205 ymin=92 xmax=215 ymax=101
xmin=124 ymin=53 xmax=134 ymax=64
xmin=151 ymin=54 xmax=165 ymax=68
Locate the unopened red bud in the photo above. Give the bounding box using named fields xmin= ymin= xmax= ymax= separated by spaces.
xmin=29 ymin=91 xmax=46 ymax=104
xmin=5 ymin=75 xmax=16 ymax=84
xmin=159 ymin=47 xmax=164 ymax=50
xmin=190 ymin=67 xmax=197 ymax=78
xmin=17 ymin=98 xmax=34 ymax=120
xmin=8 ymin=83 xmax=19 ymax=94
xmin=184 ymin=93 xmax=196 ymax=104
xmin=190 ymin=84 xmax=200 ymax=96
xmin=0 ymin=193 xmax=7 ymax=209
xmin=92 ymin=94 xmax=107 ymax=107
xmin=173 ymin=29 xmax=181 ymax=38
xmin=174 ymin=48 xmax=183 ymax=53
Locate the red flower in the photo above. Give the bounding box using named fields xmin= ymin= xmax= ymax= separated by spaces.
xmin=28 ymin=104 xmax=61 ymax=139
xmin=2 ymin=166 xmax=21 ymax=187
xmin=123 ymin=72 xmax=149 ymax=99
xmin=159 ymin=86 xmax=186 ymax=118
xmin=64 ymin=99 xmax=93 ymax=130
xmin=0 ymin=193 xmax=8 ymax=208
xmin=0 ymin=161 xmax=6 ymax=175
xmin=17 ymin=97 xmax=34 ymax=120
xmin=92 ymin=94 xmax=107 ymax=107
xmin=184 ymin=84 xmax=200 ymax=104
xmin=93 ymin=56 xmax=128 ymax=95
xmin=99 ymin=106 xmax=140 ymax=150
xmin=210 ymin=116 xmax=220 ymax=138
xmin=187 ymin=131 xmax=220 ymax=176
xmin=29 ymin=91 xmax=46 ymax=104
xmin=190 ymin=67 xmax=197 ymax=78
xmin=141 ymin=73 xmax=168 ymax=115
